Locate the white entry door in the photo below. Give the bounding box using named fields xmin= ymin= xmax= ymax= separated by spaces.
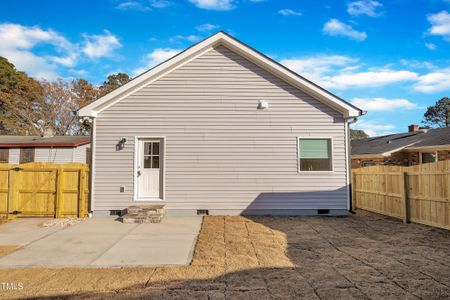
xmin=137 ymin=140 xmax=162 ymax=200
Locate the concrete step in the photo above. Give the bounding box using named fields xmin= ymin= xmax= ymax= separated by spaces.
xmin=127 ymin=205 xmax=165 ymax=215
xmin=120 ymin=205 xmax=165 ymax=224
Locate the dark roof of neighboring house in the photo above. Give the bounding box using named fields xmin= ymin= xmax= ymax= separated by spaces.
xmin=351 ymin=127 xmax=450 ymax=156
xmin=0 ymin=136 xmax=90 ymax=148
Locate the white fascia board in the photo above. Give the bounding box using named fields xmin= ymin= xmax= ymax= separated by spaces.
xmin=78 ymin=32 xmax=362 ymax=118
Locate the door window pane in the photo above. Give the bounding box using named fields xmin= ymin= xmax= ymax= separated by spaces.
xmin=299 ymin=139 xmax=332 ymax=171
xmin=152 ymin=156 xmax=160 ymax=168
xmin=144 ymin=143 xmax=151 ymax=155
xmin=152 ymin=143 xmax=159 ymax=155
xmin=144 ymin=156 xmax=151 ymax=168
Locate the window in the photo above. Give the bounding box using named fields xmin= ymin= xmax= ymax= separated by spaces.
xmin=0 ymin=149 xmax=9 ymax=163
xmin=143 ymin=142 xmax=160 ymax=169
xmin=421 ymin=152 xmax=437 ymax=164
xmin=362 ymin=160 xmax=375 ymax=167
xmin=20 ymin=148 xmax=35 ymax=164
xmin=298 ymin=138 xmax=332 ymax=171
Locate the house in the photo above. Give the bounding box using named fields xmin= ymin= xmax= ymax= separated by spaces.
xmin=78 ymin=31 xmax=363 ymax=216
xmin=0 ymin=136 xmax=90 ymax=164
xmin=351 ymin=125 xmax=450 ymax=168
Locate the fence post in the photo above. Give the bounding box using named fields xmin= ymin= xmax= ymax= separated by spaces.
xmin=352 ymin=171 xmax=357 ymax=210
xmin=78 ymin=168 xmax=86 ymax=217
xmin=7 ymin=169 xmax=14 ymax=220
xmin=54 ymin=167 xmax=63 ymax=218
xmin=402 ymin=170 xmax=410 ymax=224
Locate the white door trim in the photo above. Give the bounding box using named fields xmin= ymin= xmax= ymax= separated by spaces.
xmin=133 ymin=136 xmax=166 ymax=201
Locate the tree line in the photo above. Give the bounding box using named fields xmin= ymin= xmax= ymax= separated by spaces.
xmin=0 ymin=56 xmax=130 ymax=136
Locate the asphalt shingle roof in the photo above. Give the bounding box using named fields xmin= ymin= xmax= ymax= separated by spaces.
xmin=351 ymin=127 xmax=450 ymax=155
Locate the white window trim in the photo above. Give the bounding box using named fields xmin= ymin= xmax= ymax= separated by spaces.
xmin=297 ymin=136 xmax=334 ymax=173
xmin=133 ymin=136 xmax=166 ymax=202
xmin=419 ymin=151 xmax=438 ymax=164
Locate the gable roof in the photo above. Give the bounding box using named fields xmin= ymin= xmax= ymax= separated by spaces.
xmin=351 ymin=127 xmax=450 ymax=156
xmin=78 ymin=31 xmax=363 ymax=118
xmin=0 ymin=136 xmax=90 ymax=148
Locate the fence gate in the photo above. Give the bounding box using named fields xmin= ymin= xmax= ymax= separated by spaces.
xmin=0 ymin=163 xmax=89 ymax=218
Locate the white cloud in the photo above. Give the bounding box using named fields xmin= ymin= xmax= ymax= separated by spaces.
xmin=347 ymin=0 xmax=383 ymax=17
xmin=280 ymin=55 xmax=423 ymax=90
xmin=278 ymin=9 xmax=302 ymax=17
xmin=351 ymin=97 xmax=418 ymax=111
xmin=0 ymin=23 xmax=76 ymax=79
xmin=425 ymin=43 xmax=437 ymax=50
xmin=82 ymin=30 xmax=122 ymax=59
xmin=196 ymin=24 xmax=219 ymax=32
xmin=132 ymin=48 xmax=180 ymax=75
xmin=399 ymin=59 xmax=436 ymax=70
xmin=150 ymin=0 xmax=172 ymax=8
xmin=116 ymin=0 xmax=172 ymax=11
xmin=322 ymin=19 xmax=367 ymax=41
xmin=116 ymin=1 xmax=152 ymax=11
xmin=189 ymin=0 xmax=235 ymax=10
xmin=352 ymin=120 xmax=396 ymax=136
xmin=280 ymin=55 xmax=357 ymax=84
xmin=170 ymin=34 xmax=201 ymax=43
xmin=413 ymin=69 xmax=450 ymax=93
xmin=323 ymin=69 xmax=418 ymax=88
xmin=427 ymin=11 xmax=450 ymax=41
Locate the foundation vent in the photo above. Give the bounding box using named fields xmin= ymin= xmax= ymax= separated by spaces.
xmin=317 ymin=209 xmax=330 ymax=215
xmin=197 ymin=210 xmax=209 ymax=216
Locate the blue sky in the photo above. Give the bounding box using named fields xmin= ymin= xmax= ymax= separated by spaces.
xmin=0 ymin=0 xmax=449 ymax=136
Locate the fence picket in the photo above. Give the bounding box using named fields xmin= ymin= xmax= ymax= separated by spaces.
xmin=353 ymin=161 xmax=450 ymax=230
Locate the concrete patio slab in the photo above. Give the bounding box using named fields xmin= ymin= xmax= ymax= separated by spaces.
xmin=0 ymin=216 xmax=202 ymax=267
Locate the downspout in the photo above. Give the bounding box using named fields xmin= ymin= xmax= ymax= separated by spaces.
xmin=89 ymin=117 xmax=96 ymax=215
xmin=345 ymin=111 xmax=366 ymax=213
xmin=80 ymin=116 xmax=96 ymax=216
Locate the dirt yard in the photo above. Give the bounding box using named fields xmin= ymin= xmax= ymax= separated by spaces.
xmin=1 ymin=211 xmax=449 ymax=299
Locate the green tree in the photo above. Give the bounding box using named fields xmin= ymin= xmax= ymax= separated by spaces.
xmin=98 ymin=73 xmax=131 ymax=98
xmin=422 ymin=97 xmax=450 ymax=128
xmin=0 ymin=56 xmax=44 ymax=135
xmin=350 ymin=129 xmax=368 ymax=140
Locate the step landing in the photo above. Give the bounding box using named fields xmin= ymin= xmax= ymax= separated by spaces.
xmin=120 ymin=205 xmax=165 ymax=224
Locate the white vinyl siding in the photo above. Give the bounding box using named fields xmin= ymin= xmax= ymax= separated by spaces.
xmin=5 ymin=146 xmax=88 ymax=163
xmin=93 ymin=45 xmax=348 ymax=211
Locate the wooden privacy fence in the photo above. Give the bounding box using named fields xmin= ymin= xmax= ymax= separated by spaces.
xmin=352 ymin=160 xmax=450 ymax=230
xmin=0 ymin=162 xmax=89 ymax=219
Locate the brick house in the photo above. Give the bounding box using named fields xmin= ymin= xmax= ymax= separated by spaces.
xmin=351 ymin=125 xmax=450 ymax=168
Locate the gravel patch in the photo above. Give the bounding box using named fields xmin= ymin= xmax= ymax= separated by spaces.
xmin=40 ymin=217 xmax=87 ymax=228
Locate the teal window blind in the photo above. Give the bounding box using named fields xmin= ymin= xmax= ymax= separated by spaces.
xmin=299 ymin=139 xmax=331 ymax=159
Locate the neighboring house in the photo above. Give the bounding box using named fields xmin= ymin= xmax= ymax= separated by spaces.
xmin=351 ymin=125 xmax=450 ymax=168
xmin=0 ymin=136 xmax=90 ymax=164
xmin=78 ymin=31 xmax=363 ymax=216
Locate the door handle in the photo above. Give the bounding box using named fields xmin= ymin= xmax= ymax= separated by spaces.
xmin=137 ymin=170 xmax=141 ymax=176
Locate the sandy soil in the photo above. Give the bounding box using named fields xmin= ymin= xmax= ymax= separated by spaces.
xmin=0 ymin=211 xmax=449 ymax=299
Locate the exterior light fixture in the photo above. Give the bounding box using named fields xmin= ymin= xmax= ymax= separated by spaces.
xmin=257 ymin=100 xmax=269 ymax=109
